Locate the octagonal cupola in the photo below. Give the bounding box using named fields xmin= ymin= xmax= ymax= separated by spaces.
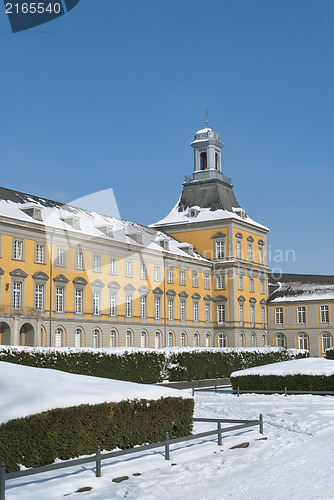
xmin=191 ymin=123 xmax=224 ymax=177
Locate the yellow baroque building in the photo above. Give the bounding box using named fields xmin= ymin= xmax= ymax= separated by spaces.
xmin=1 ymin=123 xmax=329 ymax=355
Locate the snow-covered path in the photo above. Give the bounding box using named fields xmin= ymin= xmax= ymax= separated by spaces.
xmin=6 ymin=391 xmax=334 ymax=499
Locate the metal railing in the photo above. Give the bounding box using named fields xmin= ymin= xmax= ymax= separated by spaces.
xmin=0 ymin=415 xmax=263 ymax=499
xmin=234 ymin=386 xmax=334 ymax=397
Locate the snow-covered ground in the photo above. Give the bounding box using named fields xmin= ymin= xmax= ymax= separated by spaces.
xmin=231 ymin=357 xmax=334 ymax=378
xmin=0 ymin=362 xmax=190 ymax=424
xmin=5 ymin=389 xmax=334 ymax=499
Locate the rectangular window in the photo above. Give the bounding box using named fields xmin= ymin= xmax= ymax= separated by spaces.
xmin=35 ymin=243 xmax=45 ymax=264
xmin=320 ymin=305 xmax=329 ymax=323
xmin=179 ymin=269 xmax=186 ymax=286
xmin=238 ymin=275 xmax=243 ymax=290
xmin=204 ymin=274 xmax=210 ymax=290
xmin=217 ymin=304 xmax=226 ymax=324
xmin=258 ymin=246 xmax=264 ymax=265
xmin=193 ymin=301 xmax=199 ymax=322
xmin=109 ymin=292 xmax=117 ymax=316
xmin=13 ymin=281 xmax=22 ymax=309
xmin=109 ymin=257 xmax=118 ymax=275
xmin=248 ymin=243 xmax=253 ymax=262
xmin=261 ymin=306 xmax=266 ymax=327
xmin=250 ymin=304 xmax=255 ymax=327
xmin=236 ymin=240 xmax=242 ymax=259
xmin=239 ymin=303 xmax=244 ymax=326
xmin=140 ymin=295 xmax=147 ymax=318
xmin=13 ymin=239 xmax=24 ymax=260
xmin=192 ymin=271 xmax=198 ymax=288
xmin=93 ymin=254 xmax=102 ymax=273
xmin=35 ymin=284 xmax=44 ymax=310
xmin=93 ymin=291 xmax=100 ymax=315
xmin=154 ymin=297 xmax=160 ymax=320
xmin=260 ymin=280 xmax=265 ymax=294
xmin=216 ymin=240 xmax=225 ymax=259
xmin=75 ymin=250 xmax=84 ymax=270
xmin=154 ymin=266 xmax=161 ymax=282
xmin=216 ymin=275 xmax=225 ymax=290
xmin=297 ymin=306 xmax=306 ymax=324
xmin=180 ymin=300 xmax=186 ymax=321
xmin=249 ymin=277 xmax=254 ymax=293
xmin=140 ymin=264 xmax=147 ymax=280
xmin=75 ymin=288 xmax=83 ymax=314
xmin=56 ymin=287 xmax=64 ymax=313
xmin=125 ymin=260 xmax=133 ymax=278
xmin=205 ymin=302 xmax=210 ymax=323
xmin=167 ymin=298 xmax=174 ymax=320
xmin=167 ymin=267 xmax=174 ymax=284
xmin=275 ymin=307 xmax=284 ymax=324
xmin=125 ymin=294 xmax=132 ymax=317
xmin=56 ymin=248 xmax=65 ymax=267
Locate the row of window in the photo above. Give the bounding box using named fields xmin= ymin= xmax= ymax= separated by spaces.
xmin=274 ymin=332 xmax=332 ymax=353
xmin=238 ymin=302 xmax=267 ymax=328
xmin=237 ymin=275 xmax=266 ymax=294
xmin=215 ymin=238 xmax=265 ymax=265
xmin=274 ymin=305 xmax=331 ymax=325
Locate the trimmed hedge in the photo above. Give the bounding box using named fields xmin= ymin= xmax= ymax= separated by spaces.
xmin=325 ymin=348 xmax=334 ymax=360
xmin=231 ymin=374 xmax=334 ymax=392
xmin=0 ymin=396 xmax=194 ymax=473
xmin=0 ymin=347 xmax=307 ymax=383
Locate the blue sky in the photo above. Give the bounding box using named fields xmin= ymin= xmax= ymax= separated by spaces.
xmin=0 ymin=0 xmax=333 ymax=274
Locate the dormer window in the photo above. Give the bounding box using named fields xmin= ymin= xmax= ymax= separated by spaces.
xmin=187 ymin=207 xmax=200 ymax=218
xmin=232 ymin=207 xmax=246 ymax=219
xmin=159 ymin=239 xmax=169 ymax=251
xmin=178 ymin=243 xmax=194 ymax=256
xmin=20 ymin=206 xmax=42 ymax=221
xmin=127 ymin=233 xmax=143 ymax=244
xmin=61 ymin=217 xmax=81 ymax=230
xmin=96 ymin=225 xmax=114 ymax=237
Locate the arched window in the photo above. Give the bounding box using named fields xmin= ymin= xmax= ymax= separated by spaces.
xmin=193 ymin=332 xmax=199 ymax=347
xmin=240 ymin=332 xmax=245 ymax=347
xmin=275 ymin=333 xmax=286 ymax=348
xmin=298 ymin=333 xmax=308 ymax=350
xmin=251 ymin=333 xmax=256 ymax=347
xmin=180 ymin=332 xmax=186 ymax=347
xmin=92 ymin=328 xmax=101 ymax=348
xmin=74 ymin=328 xmax=82 ymax=348
xmin=126 ymin=330 xmax=132 ymax=347
xmin=217 ymin=333 xmax=227 ymax=348
xmin=215 ymin=152 xmax=219 ymax=170
xmin=54 ymin=327 xmax=63 ymax=348
xmin=155 ymin=331 xmax=161 ymax=349
xmin=321 ymin=332 xmax=331 ymax=353
xmin=200 ymin=152 xmax=207 ymax=170
xmin=262 ymin=334 xmax=267 ymax=347
xmin=141 ymin=331 xmax=147 ymax=348
xmin=205 ymin=333 xmax=211 ymax=347
xmin=168 ymin=332 xmax=174 ymax=347
xmin=110 ymin=329 xmax=117 ymax=347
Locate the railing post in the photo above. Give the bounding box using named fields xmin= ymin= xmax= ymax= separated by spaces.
xmin=237 ymin=386 xmax=240 ymax=397
xmin=0 ymin=463 xmax=5 ymax=500
xmin=217 ymin=422 xmax=222 ymax=446
xmin=192 ymin=387 xmax=194 ymax=397
xmin=214 ymin=384 xmax=217 ymax=393
xmin=285 ymin=387 xmax=287 ymax=397
xmin=95 ymin=445 xmax=102 ymax=478
xmin=259 ymin=414 xmax=263 ymax=435
xmin=165 ymin=431 xmax=170 ymax=460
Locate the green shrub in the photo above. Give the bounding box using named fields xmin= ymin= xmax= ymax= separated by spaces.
xmin=231 ymin=374 xmax=334 ymax=392
xmin=325 ymin=348 xmax=334 ymax=360
xmin=0 ymin=396 xmax=194 ymax=473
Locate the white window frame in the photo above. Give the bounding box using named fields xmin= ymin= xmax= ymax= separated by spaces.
xmin=261 ymin=306 xmax=266 ymax=327
xmin=216 ymin=275 xmax=225 ymax=290
xmin=125 ymin=260 xmax=133 ymax=278
xmin=13 ymin=239 xmax=24 ymax=260
xmin=180 ymin=332 xmax=186 ymax=347
xmin=154 ymin=266 xmax=161 ymax=282
xmin=205 ymin=302 xmax=211 ymax=323
xmin=322 ymin=332 xmax=331 ymax=353
xmin=75 ymin=250 xmax=84 ymax=270
xmin=140 ymin=295 xmax=147 ymax=319
xmin=167 ymin=298 xmax=174 ymax=321
xmin=109 ymin=257 xmax=118 ymax=275
xmin=93 ymin=254 xmax=102 ymax=273
xmin=74 ymin=328 xmax=82 ymax=348
xmin=249 ymin=277 xmax=254 ymax=293
xmin=215 ymin=240 xmax=225 ymax=259
xmin=180 ymin=299 xmax=186 ymax=322
xmin=141 ymin=331 xmax=147 ymax=348
xmin=109 ymin=291 xmax=117 ymax=317
xmin=56 ymin=286 xmax=64 ymax=313
xmin=275 ymin=307 xmax=284 ymax=324
xmin=55 ymin=247 xmax=65 ymax=267
xmin=276 ymin=333 xmax=285 ymax=347
xmin=238 ymin=275 xmax=243 ymax=290
xmin=239 ymin=303 xmax=244 ymax=326
xmin=35 ymin=243 xmax=45 ymax=264
xmin=217 ymin=304 xmax=226 ymax=324
xmin=250 ymin=304 xmax=255 ymax=327
xmin=154 ymin=331 xmax=160 ymax=349
xmin=35 ymin=284 xmax=44 ymax=311
xmin=179 ymin=269 xmax=186 ymax=286
xmin=110 ymin=329 xmax=117 ymax=347
xmin=248 ymin=242 xmax=253 ymax=262
xmin=260 ymin=280 xmax=265 ymax=294
xmin=258 ymin=245 xmax=264 ymax=265
xmin=92 ymin=328 xmax=100 ymax=348
xmin=54 ymin=327 xmax=63 ymax=348
xmin=236 ymin=239 xmax=242 ymax=259
xmin=297 ymin=306 xmax=306 ymax=324
xmin=140 ymin=264 xmax=147 ymax=280
xmin=193 ymin=301 xmax=199 ymax=322
xmin=13 ymin=281 xmax=22 ymax=310
xmin=93 ymin=290 xmax=101 ymax=316
xmin=125 ymin=294 xmax=132 ymax=318
xmin=126 ymin=330 xmax=132 ymax=347
xmin=204 ymin=274 xmax=210 ymax=290
xmin=298 ymin=333 xmax=308 ymax=350
xmin=154 ymin=296 xmax=161 ymax=320
xmin=75 ymin=288 xmax=83 ymax=315
xmin=192 ymin=271 xmax=198 ymax=288
xmin=320 ymin=305 xmax=329 ymax=323
xmin=167 ymin=267 xmax=174 ymax=284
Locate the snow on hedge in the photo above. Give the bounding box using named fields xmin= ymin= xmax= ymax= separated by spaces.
xmin=231 ymin=357 xmax=334 ymax=378
xmin=0 ymin=362 xmax=190 ymax=425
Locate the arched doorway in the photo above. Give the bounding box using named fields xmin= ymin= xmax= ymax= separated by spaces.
xmin=0 ymin=322 xmax=11 ymax=345
xmin=20 ymin=323 xmax=35 ymax=346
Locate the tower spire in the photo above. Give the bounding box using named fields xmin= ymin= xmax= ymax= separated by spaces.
xmin=206 ymin=108 xmax=209 ymax=128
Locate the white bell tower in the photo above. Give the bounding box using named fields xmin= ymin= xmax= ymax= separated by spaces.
xmin=190 ymin=118 xmax=224 ymax=181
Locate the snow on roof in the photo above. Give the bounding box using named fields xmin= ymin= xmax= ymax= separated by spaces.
xmin=268 ymin=274 xmax=334 ymax=303
xmin=150 ymin=199 xmax=269 ymax=231
xmin=0 ymin=187 xmax=208 ymax=262
xmin=0 ymin=361 xmax=191 ymax=425
xmin=231 ymin=358 xmax=334 ymax=378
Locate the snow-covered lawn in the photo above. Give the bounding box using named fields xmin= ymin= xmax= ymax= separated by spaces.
xmin=0 ymin=362 xmax=190 ymax=424
xmin=5 ymin=389 xmax=334 ymax=499
xmin=231 ymin=357 xmax=334 ymax=377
